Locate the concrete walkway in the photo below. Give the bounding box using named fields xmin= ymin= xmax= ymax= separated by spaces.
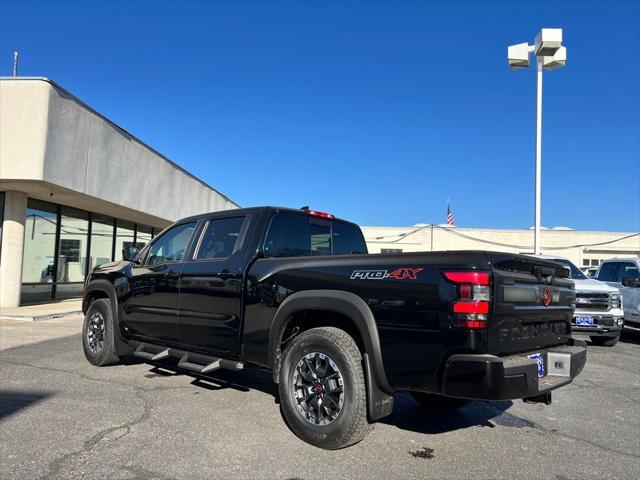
xmin=0 ymin=315 xmax=83 ymax=350
xmin=0 ymin=299 xmax=83 ymax=321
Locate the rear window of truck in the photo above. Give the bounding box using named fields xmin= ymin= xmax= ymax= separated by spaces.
xmin=263 ymin=213 xmax=367 ymax=258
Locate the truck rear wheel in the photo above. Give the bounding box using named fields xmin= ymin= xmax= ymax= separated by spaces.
xmin=82 ymin=298 xmax=121 ymax=366
xmin=410 ymin=392 xmax=471 ymax=411
xmin=278 ymin=327 xmax=372 ymax=450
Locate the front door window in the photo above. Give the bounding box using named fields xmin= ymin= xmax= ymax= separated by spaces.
xmin=146 ymin=222 xmax=196 ymax=266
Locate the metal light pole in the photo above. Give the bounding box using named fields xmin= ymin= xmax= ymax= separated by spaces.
xmin=508 ymin=29 xmax=566 ymax=255
xmin=535 ymin=56 xmax=543 ymax=256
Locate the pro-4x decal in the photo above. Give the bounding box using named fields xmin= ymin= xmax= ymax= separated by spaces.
xmin=350 ymin=268 xmax=423 ymax=280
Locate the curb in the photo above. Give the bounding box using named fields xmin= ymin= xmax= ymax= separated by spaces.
xmin=0 ymin=310 xmax=84 ymax=322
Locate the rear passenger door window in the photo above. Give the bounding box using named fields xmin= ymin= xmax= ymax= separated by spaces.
xmin=195 ymin=217 xmax=245 ymax=260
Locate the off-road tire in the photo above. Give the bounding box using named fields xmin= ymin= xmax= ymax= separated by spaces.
xmin=279 ymin=327 xmax=373 ymax=450
xmin=411 ymin=392 xmax=471 ymax=411
xmin=590 ymin=334 xmax=619 ymax=347
xmin=82 ymin=298 xmax=121 ymax=366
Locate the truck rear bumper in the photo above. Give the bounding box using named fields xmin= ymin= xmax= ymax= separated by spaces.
xmin=441 ymin=340 xmax=587 ymax=400
xmin=572 ymin=324 xmax=622 ymax=337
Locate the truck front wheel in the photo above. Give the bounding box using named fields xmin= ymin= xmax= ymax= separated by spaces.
xmin=278 ymin=327 xmax=372 ymax=449
xmin=82 ymin=298 xmax=121 ymax=366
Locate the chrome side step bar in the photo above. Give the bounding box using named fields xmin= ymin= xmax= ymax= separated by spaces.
xmin=132 ymin=341 xmax=243 ymax=373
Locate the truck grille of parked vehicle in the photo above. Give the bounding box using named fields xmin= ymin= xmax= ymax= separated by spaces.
xmin=575 ymin=292 xmax=613 ymax=310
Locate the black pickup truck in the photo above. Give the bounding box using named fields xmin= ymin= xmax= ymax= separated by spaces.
xmin=82 ymin=206 xmax=586 ymax=449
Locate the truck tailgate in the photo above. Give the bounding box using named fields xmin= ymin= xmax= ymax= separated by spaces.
xmin=488 ymin=253 xmax=575 ymax=355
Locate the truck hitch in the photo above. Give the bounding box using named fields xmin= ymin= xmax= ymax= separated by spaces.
xmin=523 ymin=392 xmax=552 ymax=405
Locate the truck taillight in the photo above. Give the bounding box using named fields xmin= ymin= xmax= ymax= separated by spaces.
xmin=443 ymin=271 xmax=491 ymax=330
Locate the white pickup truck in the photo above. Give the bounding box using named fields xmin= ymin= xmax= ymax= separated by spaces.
xmin=539 ymin=256 xmax=624 ymax=346
xmin=595 ymin=258 xmax=640 ymax=327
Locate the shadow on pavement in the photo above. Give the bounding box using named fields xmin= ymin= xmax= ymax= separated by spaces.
xmin=145 ymin=362 xmax=279 ymax=397
xmin=380 ymin=394 xmax=515 ymax=434
xmin=0 ymin=390 xmax=54 ymax=421
xmin=142 ymin=360 xmax=515 ymax=435
xmin=620 ymin=326 xmax=640 ymax=345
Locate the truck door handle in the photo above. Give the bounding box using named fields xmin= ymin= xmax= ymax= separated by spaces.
xmin=217 ymin=272 xmax=235 ymax=279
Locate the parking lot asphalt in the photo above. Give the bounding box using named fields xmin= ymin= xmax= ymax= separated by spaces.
xmin=1 ymin=319 xmax=639 ymax=480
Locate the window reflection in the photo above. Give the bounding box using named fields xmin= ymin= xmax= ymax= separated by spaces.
xmin=90 ymin=213 xmax=114 ymax=269
xmin=22 ymin=199 xmax=57 ymax=283
xmin=136 ymin=224 xmax=152 ymax=250
xmin=58 ymin=207 xmax=89 ymax=282
xmin=115 ymin=220 xmax=135 ymax=261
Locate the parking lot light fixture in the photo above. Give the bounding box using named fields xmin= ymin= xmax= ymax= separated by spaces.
xmin=507 ymin=28 xmax=567 ymax=255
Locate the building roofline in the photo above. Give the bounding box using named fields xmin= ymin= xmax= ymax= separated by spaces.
xmin=0 ymin=76 xmax=239 ymax=208
xmin=361 ymin=224 xmax=639 ymax=236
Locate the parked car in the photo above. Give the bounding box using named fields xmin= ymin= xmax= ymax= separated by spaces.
xmin=537 ymin=256 xmax=624 ymax=346
xmin=82 ymin=206 xmax=586 ymax=449
xmin=595 ymin=258 xmax=640 ymax=327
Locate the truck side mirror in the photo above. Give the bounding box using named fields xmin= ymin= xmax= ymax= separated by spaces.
xmin=621 ymin=276 xmax=640 ymax=288
xmin=123 ymin=246 xmax=140 ymax=264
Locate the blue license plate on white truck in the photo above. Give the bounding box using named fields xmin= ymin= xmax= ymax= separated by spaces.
xmin=576 ymin=316 xmax=594 ymax=326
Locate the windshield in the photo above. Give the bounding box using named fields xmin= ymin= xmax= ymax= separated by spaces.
xmin=553 ymin=259 xmax=587 ymax=279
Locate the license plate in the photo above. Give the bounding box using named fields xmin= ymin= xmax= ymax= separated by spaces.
xmin=576 ymin=316 xmax=594 ymax=326
xmin=528 ymin=353 xmax=545 ymax=378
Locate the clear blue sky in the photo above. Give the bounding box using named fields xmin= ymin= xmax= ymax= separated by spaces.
xmin=1 ymin=1 xmax=638 ymax=231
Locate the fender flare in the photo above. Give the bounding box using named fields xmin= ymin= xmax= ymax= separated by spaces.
xmin=268 ymin=289 xmax=393 ymax=394
xmin=83 ymin=279 xmax=131 ymax=355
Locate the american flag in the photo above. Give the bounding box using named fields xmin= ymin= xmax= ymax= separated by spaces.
xmin=446 ymin=201 xmax=455 ymax=225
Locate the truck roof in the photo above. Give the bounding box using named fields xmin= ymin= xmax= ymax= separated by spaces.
xmin=177 ymin=206 xmax=358 ymax=226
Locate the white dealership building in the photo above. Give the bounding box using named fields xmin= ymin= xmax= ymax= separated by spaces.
xmin=0 ymin=78 xmax=238 ymax=308
xmin=361 ymin=225 xmax=639 ymax=269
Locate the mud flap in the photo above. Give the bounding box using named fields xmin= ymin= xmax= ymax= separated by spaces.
xmin=364 ymin=352 xmax=394 ymax=421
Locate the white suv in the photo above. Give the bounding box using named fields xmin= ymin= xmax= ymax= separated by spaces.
xmin=596 ymin=258 xmax=640 ymax=327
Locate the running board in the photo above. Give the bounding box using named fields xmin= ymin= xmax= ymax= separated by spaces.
xmin=134 ymin=344 xmax=170 ymax=361
xmin=178 ymin=352 xmax=243 ymax=374
xmin=131 ymin=341 xmax=243 ymax=373
xmin=179 ymin=353 xmax=221 ymax=374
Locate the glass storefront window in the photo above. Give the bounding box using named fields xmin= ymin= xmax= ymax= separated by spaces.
xmin=58 ymin=207 xmax=89 ymax=283
xmin=22 ymin=199 xmax=57 ymax=284
xmin=21 ymin=199 xmax=57 ymax=303
xmin=19 ymin=197 xmax=163 ymax=304
xmin=90 ymin=213 xmax=114 ymax=269
xmin=115 ymin=220 xmax=135 ymax=262
xmin=136 ymin=224 xmax=153 ymax=249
